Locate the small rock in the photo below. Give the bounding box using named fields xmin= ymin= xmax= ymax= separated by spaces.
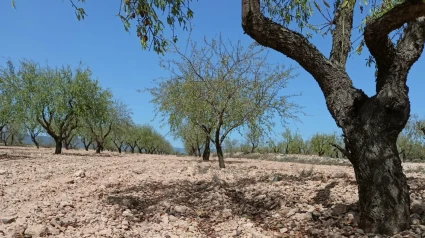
xmin=356 ymin=229 xmax=364 ymax=234
xmin=346 ymin=213 xmax=355 ymax=224
xmin=222 ymin=208 xmax=232 ymax=218
xmin=174 ymin=205 xmax=188 ymax=213
xmin=24 ymin=225 xmax=49 ymax=237
xmin=411 ymin=218 xmax=420 ymax=225
xmin=122 ymin=209 xmax=133 ymax=217
xmin=331 ymin=204 xmax=347 ymax=216
xmin=411 ymin=199 xmax=425 ymax=215
xmin=280 ymin=228 xmax=288 ymax=233
xmin=73 ymin=170 xmax=85 ymax=178
xmin=286 ymin=208 xmax=297 ymax=217
xmin=65 ymin=178 xmax=74 ymax=184
xmin=0 ymin=170 xmax=7 ymax=175
xmin=162 ymin=215 xmax=169 ymax=224
xmin=244 ymin=222 xmax=254 ymax=228
xmin=256 ymin=194 xmax=266 ymax=200
xmin=168 ymin=215 xmax=177 ymax=222
xmin=1 ymin=216 xmax=16 ymax=224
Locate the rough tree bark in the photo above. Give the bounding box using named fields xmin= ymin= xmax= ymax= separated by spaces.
xmin=214 ymin=128 xmax=225 ymax=168
xmin=242 ymin=0 xmax=425 ymax=234
xmin=55 ymin=138 xmax=63 ymax=154
xmin=202 ymin=135 xmax=211 ymax=161
xmin=201 ymin=126 xmax=212 ymax=161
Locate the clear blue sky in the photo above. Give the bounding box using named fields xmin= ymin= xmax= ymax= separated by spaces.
xmin=1 ymin=1 xmax=424 ymax=148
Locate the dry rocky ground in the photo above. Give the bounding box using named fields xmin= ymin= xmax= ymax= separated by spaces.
xmin=1 ymin=147 xmax=425 ymax=238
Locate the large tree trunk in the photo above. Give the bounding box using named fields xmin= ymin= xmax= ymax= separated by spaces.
xmin=344 ymin=129 xmax=410 ymax=234
xmin=55 ymin=138 xmax=62 ymax=154
xmin=241 ymin=0 xmax=425 ymax=233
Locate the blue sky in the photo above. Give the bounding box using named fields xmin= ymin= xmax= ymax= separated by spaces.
xmin=1 ymin=1 xmax=424 ymax=148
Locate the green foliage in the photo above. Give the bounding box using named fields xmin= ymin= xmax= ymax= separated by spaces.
xmin=176 ymin=121 xmax=205 ymax=156
xmin=309 ymin=132 xmax=336 ymax=156
xmin=51 ymin=0 xmax=194 ymax=54
xmin=397 ymin=114 xmax=425 ymax=161
xmin=5 ymin=59 xmax=97 ymax=153
xmin=149 ymin=34 xmax=298 ymax=166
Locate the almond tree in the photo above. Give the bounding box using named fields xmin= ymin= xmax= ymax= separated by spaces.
xmin=149 ymin=35 xmax=297 ymax=168
xmin=240 ymin=0 xmax=425 ymax=233
xmin=14 ymin=0 xmax=425 ymax=233
xmin=14 ymin=60 xmax=93 ymax=154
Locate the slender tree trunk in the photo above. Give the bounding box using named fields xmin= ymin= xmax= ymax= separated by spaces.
xmin=55 ymin=138 xmax=62 ymax=154
xmin=95 ymin=141 xmax=103 ymax=154
xmin=250 ymin=142 xmax=256 ymax=153
xmin=130 ymin=146 xmax=135 ymax=153
xmin=30 ymin=135 xmax=40 ymax=149
xmin=216 ymin=142 xmax=225 ymax=168
xmin=202 ymin=135 xmax=210 ymax=161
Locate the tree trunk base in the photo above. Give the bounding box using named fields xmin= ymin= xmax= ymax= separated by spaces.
xmin=348 ymin=133 xmax=410 ymax=234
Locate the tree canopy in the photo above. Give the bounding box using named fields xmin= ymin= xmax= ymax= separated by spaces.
xmin=149 ymin=35 xmax=298 ymax=168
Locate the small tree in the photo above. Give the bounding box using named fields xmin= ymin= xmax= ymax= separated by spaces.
xmin=149 ymin=35 xmax=297 ymax=168
xmin=14 ymin=60 xmax=93 ymax=154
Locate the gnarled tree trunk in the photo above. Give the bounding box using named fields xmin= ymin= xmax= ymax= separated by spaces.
xmin=345 ymin=124 xmax=410 ymax=233
xmin=241 ymin=0 xmax=425 ymax=234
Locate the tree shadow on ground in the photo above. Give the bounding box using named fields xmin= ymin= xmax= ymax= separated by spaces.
xmin=0 ymin=153 xmax=33 ymax=162
xmin=101 ymin=172 xmax=366 ymax=236
xmin=59 ymin=152 xmax=113 ymax=157
xmin=312 ymin=181 xmax=338 ymax=207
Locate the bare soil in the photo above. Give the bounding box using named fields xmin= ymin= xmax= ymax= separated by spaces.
xmin=1 ymin=147 xmax=425 ymax=238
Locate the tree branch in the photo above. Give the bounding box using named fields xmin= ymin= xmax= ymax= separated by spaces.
xmin=241 ymin=0 xmax=350 ymax=97
xmin=364 ymin=0 xmax=425 ymax=92
xmin=329 ymin=2 xmax=356 ymax=68
xmin=393 ymin=19 xmax=425 ymax=73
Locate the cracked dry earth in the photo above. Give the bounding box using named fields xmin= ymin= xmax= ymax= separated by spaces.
xmin=2 ymin=147 xmax=425 ymax=238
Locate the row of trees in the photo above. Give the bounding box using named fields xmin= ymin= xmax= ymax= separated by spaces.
xmin=0 ymin=60 xmax=173 ymax=155
xmin=218 ymin=114 xmax=425 ymax=162
xmin=11 ymin=0 xmax=425 ymax=233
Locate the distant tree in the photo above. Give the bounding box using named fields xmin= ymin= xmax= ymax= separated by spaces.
xmin=176 ymin=121 xmax=205 ymax=157
xmin=244 ymin=122 xmax=263 ymax=153
xmin=149 ymin=35 xmax=297 ymax=168
xmin=309 ymin=133 xmax=334 ymax=157
xmin=397 ymin=114 xmax=425 ymax=161
xmin=13 ymin=60 xmax=94 ymax=154
xmin=224 ymin=138 xmax=239 ymax=156
xmin=81 ymin=86 xmax=131 ymax=153
xmin=110 ymin=111 xmax=133 ymax=154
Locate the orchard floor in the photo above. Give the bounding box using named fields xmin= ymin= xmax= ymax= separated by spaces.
xmin=1 ymin=146 xmax=425 ymax=238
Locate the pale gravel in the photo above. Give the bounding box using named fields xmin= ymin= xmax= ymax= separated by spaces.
xmin=0 ymin=147 xmax=425 ymax=238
